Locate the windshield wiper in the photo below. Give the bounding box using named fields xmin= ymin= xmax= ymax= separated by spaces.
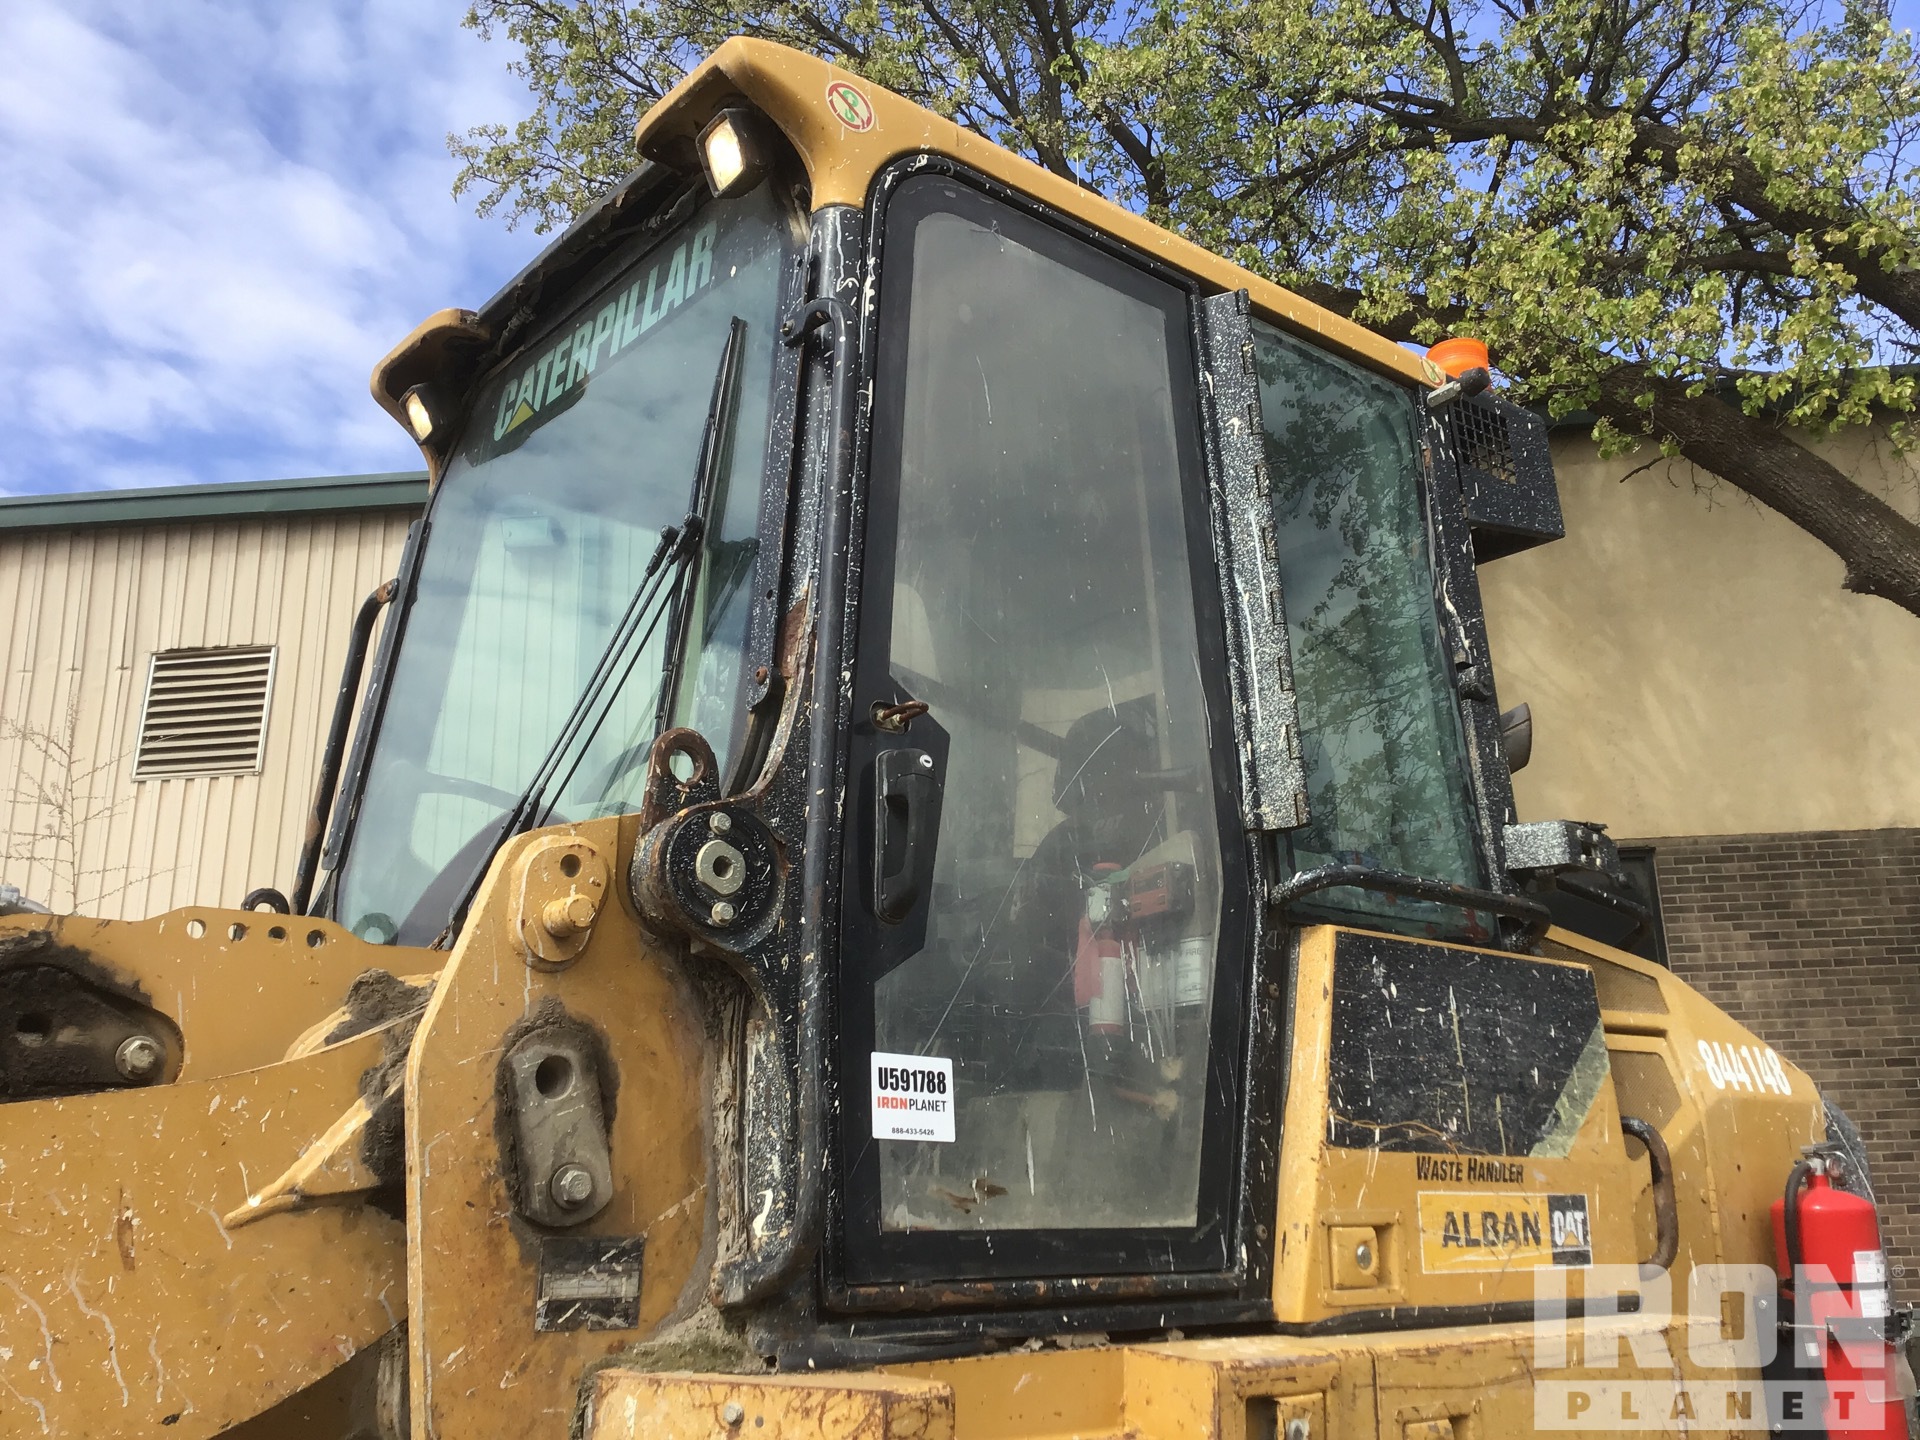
xmin=433 ymin=317 xmax=749 ymax=945
xmin=655 ymin=314 xmax=748 ymax=734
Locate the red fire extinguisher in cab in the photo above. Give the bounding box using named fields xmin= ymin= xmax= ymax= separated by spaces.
xmin=1075 ymin=862 xmax=1133 ymax=1035
xmin=1771 ymin=1148 xmax=1909 ymax=1438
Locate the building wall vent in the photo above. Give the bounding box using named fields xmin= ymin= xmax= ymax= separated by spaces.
xmin=133 ymin=646 xmax=277 ymax=780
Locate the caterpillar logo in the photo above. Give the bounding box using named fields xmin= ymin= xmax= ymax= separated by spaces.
xmin=488 ymin=221 xmax=720 ymax=443
xmin=1417 ymin=1190 xmax=1592 ymax=1272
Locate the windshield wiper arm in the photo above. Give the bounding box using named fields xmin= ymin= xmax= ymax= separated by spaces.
xmin=543 ymin=313 xmax=748 ymax=813
xmin=434 ymin=318 xmax=749 ymax=945
xmin=655 ymin=314 xmax=748 ymax=735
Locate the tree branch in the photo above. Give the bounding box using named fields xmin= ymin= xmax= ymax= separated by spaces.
xmin=1593 ymin=366 xmax=1920 ymax=617
xmin=1624 ymin=120 xmax=1920 ymax=329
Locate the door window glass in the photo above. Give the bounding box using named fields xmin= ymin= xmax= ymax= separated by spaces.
xmin=849 ymin=178 xmax=1236 ymax=1255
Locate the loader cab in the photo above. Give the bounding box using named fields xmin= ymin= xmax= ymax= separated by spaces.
xmin=830 ymin=166 xmax=1553 ymax=1301
xmin=333 ymin=57 xmax=1570 ymax=1348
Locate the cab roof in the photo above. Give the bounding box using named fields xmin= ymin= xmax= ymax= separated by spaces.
xmin=637 ymin=40 xmax=1432 ymax=387
xmin=371 ymin=38 xmax=1440 ymax=470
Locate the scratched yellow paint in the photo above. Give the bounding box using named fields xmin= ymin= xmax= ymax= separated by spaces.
xmin=0 ymin=1029 xmax=405 ymax=1438
xmin=591 ymin=1371 xmax=955 ymax=1439
xmin=0 ymin=905 xmax=431 ymax=1082
xmin=404 ymin=815 xmax=711 ymax=1439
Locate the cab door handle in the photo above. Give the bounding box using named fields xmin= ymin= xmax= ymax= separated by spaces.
xmin=874 ymin=749 xmax=938 ymax=922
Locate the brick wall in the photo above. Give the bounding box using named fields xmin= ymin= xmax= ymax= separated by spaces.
xmin=1633 ymin=828 xmax=1920 ymax=1290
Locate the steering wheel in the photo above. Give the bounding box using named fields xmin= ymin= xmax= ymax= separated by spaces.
xmin=410 ymin=769 xmax=522 ymax=809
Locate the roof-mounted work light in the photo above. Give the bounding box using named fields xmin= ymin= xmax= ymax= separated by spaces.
xmin=402 ymin=384 xmax=440 ymax=443
xmin=697 ymin=108 xmax=770 ymax=199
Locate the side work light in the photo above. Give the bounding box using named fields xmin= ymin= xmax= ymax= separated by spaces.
xmin=698 ymin=108 xmax=770 ymax=199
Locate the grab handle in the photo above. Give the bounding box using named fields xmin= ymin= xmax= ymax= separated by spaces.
xmin=1622 ymin=1115 xmax=1678 ymax=1275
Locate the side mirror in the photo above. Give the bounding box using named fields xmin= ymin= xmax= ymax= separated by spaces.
xmin=1500 ymin=702 xmax=1533 ymax=772
xmin=1424 ymin=365 xmax=1491 ymax=411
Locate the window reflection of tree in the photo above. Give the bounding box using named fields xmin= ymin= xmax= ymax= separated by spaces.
xmin=1253 ymin=331 xmax=1478 ymax=892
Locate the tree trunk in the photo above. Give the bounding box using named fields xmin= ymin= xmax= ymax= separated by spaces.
xmin=1592 ymin=367 xmax=1920 ymax=619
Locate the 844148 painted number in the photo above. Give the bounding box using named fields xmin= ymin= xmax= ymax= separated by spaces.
xmin=1696 ymin=1039 xmax=1792 ymax=1096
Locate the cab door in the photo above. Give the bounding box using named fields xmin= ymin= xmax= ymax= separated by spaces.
xmin=832 ymin=172 xmax=1279 ymax=1291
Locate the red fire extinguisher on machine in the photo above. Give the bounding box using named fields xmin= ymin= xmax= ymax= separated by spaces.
xmin=1771 ymin=1146 xmax=1909 ymax=1438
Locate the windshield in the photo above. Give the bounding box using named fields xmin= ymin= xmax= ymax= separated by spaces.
xmin=332 ymin=184 xmax=791 ymax=944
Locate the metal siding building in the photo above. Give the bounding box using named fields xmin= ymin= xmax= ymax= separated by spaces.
xmin=0 ymin=474 xmax=424 ymax=919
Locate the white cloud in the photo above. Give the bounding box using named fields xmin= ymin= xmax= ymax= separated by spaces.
xmin=0 ymin=0 xmax=542 ymax=494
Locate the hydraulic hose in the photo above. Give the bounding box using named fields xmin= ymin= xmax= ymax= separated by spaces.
xmin=1784 ymin=1158 xmax=1812 ymax=1281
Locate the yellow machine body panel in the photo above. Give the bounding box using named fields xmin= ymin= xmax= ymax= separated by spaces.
xmin=1548 ymin=931 xmax=1821 ymax=1283
xmin=0 ymin=948 xmax=408 ymax=1436
xmin=0 ymin=840 xmax=1837 ymax=1439
xmin=4 ymin=908 xmax=411 ymax=1082
xmin=584 ymin=1312 xmax=1776 ymax=1438
xmin=1273 ymin=928 xmax=1638 ymax=1321
xmin=401 ymin=817 xmax=712 ymax=1437
xmin=634 ymin=41 xmax=1424 ymax=378
xmin=1269 ymin=926 xmax=1819 ymax=1327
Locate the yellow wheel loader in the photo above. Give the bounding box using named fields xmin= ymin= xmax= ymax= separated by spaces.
xmin=0 ymin=39 xmax=1903 ymax=1440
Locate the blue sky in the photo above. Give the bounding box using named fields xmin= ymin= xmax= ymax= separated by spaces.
xmin=5 ymin=3 xmax=1917 ymax=499
xmin=0 ymin=1 xmax=543 ymax=496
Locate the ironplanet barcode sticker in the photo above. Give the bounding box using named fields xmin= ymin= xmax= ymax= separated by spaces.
xmin=870 ymin=1052 xmax=954 ymax=1143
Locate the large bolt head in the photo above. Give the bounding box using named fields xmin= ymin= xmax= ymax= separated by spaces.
xmin=695 ymin=838 xmax=746 ymax=897
xmin=116 ymin=1035 xmax=163 ymax=1082
xmin=549 ymin=1163 xmax=595 ymax=1210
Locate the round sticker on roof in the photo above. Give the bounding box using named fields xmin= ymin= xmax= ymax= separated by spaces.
xmin=826 ymin=79 xmax=876 ymax=133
